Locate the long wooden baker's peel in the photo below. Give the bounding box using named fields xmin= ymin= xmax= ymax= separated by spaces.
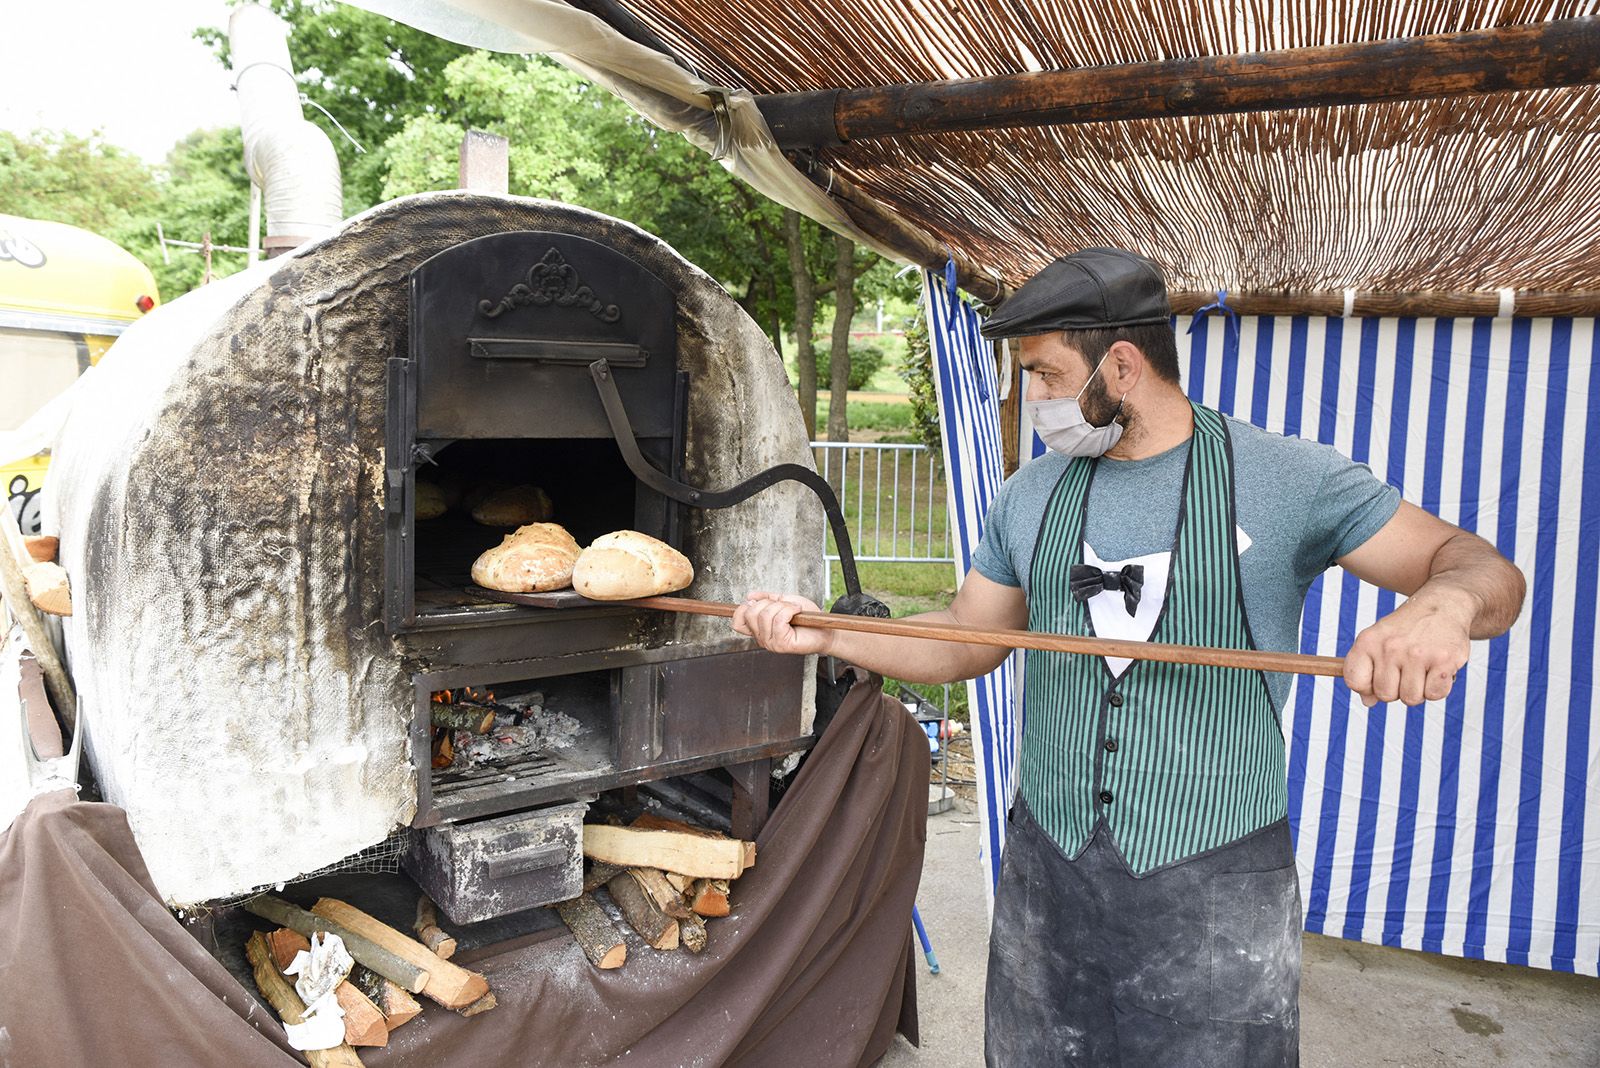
xmin=622 ymin=595 xmax=1347 ymax=678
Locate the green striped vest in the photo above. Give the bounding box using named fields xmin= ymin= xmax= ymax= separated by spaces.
xmin=1020 ymin=403 xmax=1288 ymax=875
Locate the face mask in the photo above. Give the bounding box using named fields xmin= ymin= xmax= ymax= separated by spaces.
xmin=1025 ymin=352 xmax=1124 ymax=458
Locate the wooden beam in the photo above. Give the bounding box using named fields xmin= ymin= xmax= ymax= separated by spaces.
xmin=760 ymin=18 xmax=1600 ymax=147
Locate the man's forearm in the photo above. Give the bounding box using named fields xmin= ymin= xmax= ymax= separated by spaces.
xmin=1408 ymin=531 xmax=1526 ymax=639
xmin=825 ymin=608 xmax=1010 ymax=683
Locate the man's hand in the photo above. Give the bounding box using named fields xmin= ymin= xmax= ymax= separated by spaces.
xmin=1343 ymin=594 xmax=1473 ymax=707
xmin=732 ymin=591 xmax=836 ymax=657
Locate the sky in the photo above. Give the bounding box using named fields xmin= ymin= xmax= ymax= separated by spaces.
xmin=1 ymin=0 xmax=243 ymax=165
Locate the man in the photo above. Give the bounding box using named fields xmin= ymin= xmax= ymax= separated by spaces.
xmin=733 ymin=248 xmax=1526 ymax=1066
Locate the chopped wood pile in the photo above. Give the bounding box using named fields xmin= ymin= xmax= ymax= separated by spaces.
xmin=243 ymin=893 xmax=492 ymax=1064
xmin=554 ymin=813 xmax=752 ymax=970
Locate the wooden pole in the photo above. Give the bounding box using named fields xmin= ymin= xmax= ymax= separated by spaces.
xmin=619 ymin=595 xmax=1346 ymax=678
xmin=759 ymin=17 xmax=1600 ymax=148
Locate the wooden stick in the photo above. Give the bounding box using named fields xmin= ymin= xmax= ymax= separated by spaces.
xmin=311 ymin=898 xmax=489 ymax=1011
xmin=243 ymin=895 xmax=429 ymax=995
xmin=621 ymin=596 xmax=1346 ymax=678
xmin=585 ymin=824 xmax=750 ymax=880
xmin=759 ymin=18 xmax=1600 ymax=147
xmin=429 ymin=703 xmax=496 ymax=735
xmin=0 ymin=503 xmax=75 ymax=730
xmin=243 ymin=932 xmax=366 ymax=1068
xmin=680 ymin=912 xmax=709 ymax=954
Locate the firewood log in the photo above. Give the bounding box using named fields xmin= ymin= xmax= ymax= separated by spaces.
xmin=22 ymin=561 xmax=70 ymax=616
xmin=311 ymin=898 xmax=489 ymax=1010
xmin=245 ymin=896 xmax=428 ymax=994
xmin=663 ymin=871 xmax=693 ymax=895
xmin=262 ymin=928 xmax=389 ymax=1047
xmin=680 ymin=912 xmax=709 ymax=954
xmin=431 ymin=729 xmax=454 ymax=769
xmin=22 ymin=535 xmax=57 ymax=563
xmin=459 ymin=992 xmax=497 ymax=1017
xmin=555 ymin=894 xmax=627 ymax=969
xmin=350 ymin=966 xmax=422 ymax=1030
xmin=631 ymin=812 xmax=757 ymax=870
xmin=429 ymin=703 xmax=496 ymax=734
xmin=605 ymin=871 xmax=679 ymax=950
xmin=690 ymin=879 xmax=731 ymax=919
xmin=584 ymin=825 xmax=750 ymax=880
xmin=243 ymin=932 xmax=366 ymax=1068
xmin=582 ymin=859 xmax=626 ymax=894
xmin=628 ymin=867 xmax=693 ymax=920
xmin=413 ymin=896 xmax=458 ymax=960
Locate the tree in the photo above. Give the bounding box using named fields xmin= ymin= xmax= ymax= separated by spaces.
xmin=826 ymin=234 xmax=858 ymax=442
xmin=0 ymin=131 xmax=156 ymax=235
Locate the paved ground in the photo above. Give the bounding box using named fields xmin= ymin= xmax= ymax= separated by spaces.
xmin=878 ymin=800 xmax=1600 ymax=1066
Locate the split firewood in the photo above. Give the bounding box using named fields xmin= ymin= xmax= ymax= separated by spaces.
xmin=245 ymin=896 xmax=428 ymax=994
xmin=606 ymin=871 xmax=679 ymax=950
xmin=333 ymin=985 xmax=390 ymax=1048
xmin=413 ymin=896 xmax=458 ymax=960
xmin=663 ymin=871 xmax=693 ymax=895
xmin=583 ymin=859 xmax=626 ymax=894
xmin=556 ymin=894 xmax=627 ymax=969
xmin=430 ymin=703 xmax=496 ymax=734
xmin=431 ymin=729 xmax=454 ymax=769
xmin=680 ymin=912 xmax=709 ymax=954
xmin=351 ymin=966 xmax=422 ymax=1030
xmin=584 ymin=824 xmax=751 ymax=880
xmin=22 ymin=535 xmax=57 ymax=563
xmin=22 ymin=561 xmax=70 ymax=616
xmin=459 ymin=992 xmax=497 ymax=1017
xmin=632 ymin=812 xmax=757 ymax=871
xmin=262 ymin=928 xmax=389 ymax=1047
xmin=690 ymin=879 xmax=731 ymax=919
xmin=628 ymin=867 xmax=693 ymax=921
xmin=243 ymin=931 xmax=366 ymax=1068
xmin=311 ymin=898 xmax=489 ymax=1010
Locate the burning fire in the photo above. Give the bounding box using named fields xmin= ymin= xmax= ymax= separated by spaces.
xmin=430 ymin=686 xmax=496 ymax=705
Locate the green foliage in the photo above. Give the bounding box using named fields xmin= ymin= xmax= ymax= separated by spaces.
xmin=130 ymin=128 xmax=253 ymax=297
xmin=813 ymin=332 xmax=894 ymax=392
xmin=0 ymin=131 xmax=157 ymax=234
xmin=899 ymin=312 xmax=943 ymax=453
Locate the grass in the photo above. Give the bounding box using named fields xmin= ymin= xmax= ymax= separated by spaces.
xmin=812 ymin=444 xmax=952 ymax=562
xmin=813 ymin=400 xmax=914 ymax=434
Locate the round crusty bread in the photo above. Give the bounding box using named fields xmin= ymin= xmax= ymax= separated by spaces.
xmin=415 ymin=481 xmax=447 ymax=520
xmin=470 ymin=522 xmax=581 ymax=593
xmin=471 ymin=484 xmax=554 ymax=527
xmin=572 ymin=530 xmax=694 ymax=600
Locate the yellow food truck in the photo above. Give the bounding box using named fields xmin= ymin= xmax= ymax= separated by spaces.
xmin=1 ymin=214 xmax=159 ymax=534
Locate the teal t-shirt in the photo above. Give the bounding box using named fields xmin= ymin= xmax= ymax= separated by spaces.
xmin=971 ymin=416 xmax=1402 ymax=711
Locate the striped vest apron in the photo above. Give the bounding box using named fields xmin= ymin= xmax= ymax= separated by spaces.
xmin=1020 ymin=402 xmax=1288 ymax=876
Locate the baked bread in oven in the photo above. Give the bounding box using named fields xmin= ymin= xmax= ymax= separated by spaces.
xmin=471 ymin=484 xmax=554 ymax=527
xmin=470 ymin=522 xmax=581 ymax=592
xmin=573 ymin=530 xmax=693 ymax=600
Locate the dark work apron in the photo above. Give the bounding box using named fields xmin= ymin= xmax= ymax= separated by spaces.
xmin=986 ymin=404 xmax=1298 ymax=1066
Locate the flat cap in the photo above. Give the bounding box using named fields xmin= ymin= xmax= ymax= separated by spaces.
xmin=979 ymin=247 xmax=1171 ymax=339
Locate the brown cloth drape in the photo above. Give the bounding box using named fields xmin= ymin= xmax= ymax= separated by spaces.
xmin=0 ymin=670 xmax=927 ymax=1068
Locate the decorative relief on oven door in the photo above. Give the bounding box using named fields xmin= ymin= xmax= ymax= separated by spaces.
xmin=478 ymin=247 xmax=621 ymax=322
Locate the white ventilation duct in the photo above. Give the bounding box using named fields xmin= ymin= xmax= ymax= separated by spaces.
xmin=229 ymin=4 xmax=343 ymax=255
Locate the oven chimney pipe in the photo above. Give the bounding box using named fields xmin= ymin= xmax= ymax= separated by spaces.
xmin=228 ymin=4 xmax=343 ymax=257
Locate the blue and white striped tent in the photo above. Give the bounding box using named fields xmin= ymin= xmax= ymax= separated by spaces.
xmin=927 ymin=273 xmax=1600 ymax=976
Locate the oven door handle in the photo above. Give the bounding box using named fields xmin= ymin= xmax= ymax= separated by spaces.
xmin=589 ymin=358 xmax=875 ymax=605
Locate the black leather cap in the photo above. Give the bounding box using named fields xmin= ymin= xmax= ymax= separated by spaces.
xmin=979 ymin=248 xmax=1171 ymax=340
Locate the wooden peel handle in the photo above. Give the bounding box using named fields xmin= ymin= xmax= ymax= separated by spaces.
xmin=622 ymin=596 xmax=1346 ymax=679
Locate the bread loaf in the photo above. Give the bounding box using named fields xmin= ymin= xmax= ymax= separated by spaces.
xmin=471 ymin=484 xmax=554 ymax=527
xmin=415 ymin=480 xmax=447 ymax=520
xmin=471 ymin=523 xmax=581 ymax=593
xmin=572 ymin=531 xmax=693 ymax=600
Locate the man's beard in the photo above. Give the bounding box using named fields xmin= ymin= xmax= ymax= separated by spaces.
xmin=1081 ymin=372 xmax=1129 ymax=433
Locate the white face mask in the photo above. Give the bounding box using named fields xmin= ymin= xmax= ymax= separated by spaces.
xmin=1026 ymin=352 xmax=1125 ymax=458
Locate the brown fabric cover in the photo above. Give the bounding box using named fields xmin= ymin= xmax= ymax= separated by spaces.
xmin=0 ymin=671 xmax=926 ymax=1068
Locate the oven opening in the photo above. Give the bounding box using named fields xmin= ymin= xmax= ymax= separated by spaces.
xmin=413 ymin=437 xmax=671 ymax=617
xmin=427 ymin=668 xmax=617 ymax=818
